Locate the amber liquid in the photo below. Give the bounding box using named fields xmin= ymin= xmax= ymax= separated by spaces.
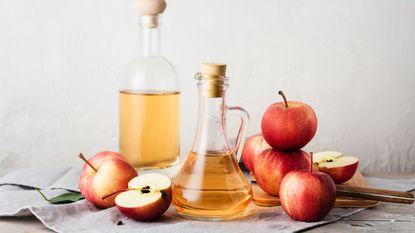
xmin=172 ymin=151 xmax=252 ymax=220
xmin=119 ymin=90 xmax=180 ymax=169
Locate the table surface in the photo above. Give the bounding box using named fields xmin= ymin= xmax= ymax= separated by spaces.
xmin=1 ymin=173 xmax=414 ymax=233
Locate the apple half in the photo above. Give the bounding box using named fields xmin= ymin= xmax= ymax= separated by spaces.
xmin=313 ymin=151 xmax=359 ymax=184
xmin=115 ymin=173 xmax=172 ymax=221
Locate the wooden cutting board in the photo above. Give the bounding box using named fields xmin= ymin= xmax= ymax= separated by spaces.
xmin=252 ymin=170 xmax=380 ymax=208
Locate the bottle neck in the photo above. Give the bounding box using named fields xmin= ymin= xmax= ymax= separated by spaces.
xmin=191 ymin=81 xmax=231 ymax=154
xmin=139 ymin=15 xmax=161 ymax=57
xmin=197 ymin=93 xmax=225 ymax=128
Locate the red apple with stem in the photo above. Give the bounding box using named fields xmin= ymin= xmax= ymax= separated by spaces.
xmin=261 ymin=91 xmax=317 ymax=151
xmin=78 ymin=151 xmax=138 ymax=208
xmin=254 ymin=149 xmax=310 ymax=196
xmin=241 ymin=134 xmax=271 ymax=173
xmin=279 ymin=152 xmax=336 ymax=222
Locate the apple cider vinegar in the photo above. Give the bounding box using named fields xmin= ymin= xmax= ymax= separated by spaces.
xmin=119 ymin=90 xmax=180 ymax=169
xmin=119 ymin=2 xmax=180 ymax=170
xmin=172 ymin=64 xmax=252 ymax=220
xmin=172 ymin=151 xmax=252 ymax=220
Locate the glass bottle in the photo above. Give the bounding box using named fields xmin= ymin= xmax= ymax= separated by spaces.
xmin=119 ymin=0 xmax=180 ymax=169
xmin=172 ymin=63 xmax=252 ymax=220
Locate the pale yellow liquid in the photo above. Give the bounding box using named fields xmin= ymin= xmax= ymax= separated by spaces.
xmin=119 ymin=90 xmax=180 ymax=169
xmin=172 ymin=151 xmax=252 ymax=220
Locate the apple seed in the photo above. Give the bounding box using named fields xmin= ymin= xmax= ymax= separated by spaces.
xmin=161 ymin=190 xmax=168 ymax=199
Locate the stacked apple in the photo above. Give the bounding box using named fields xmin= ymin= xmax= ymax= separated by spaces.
xmin=242 ymin=91 xmax=336 ymax=222
xmin=78 ymin=151 xmax=172 ymax=221
xmin=279 ymin=151 xmax=359 ymax=222
xmin=279 ymin=153 xmax=337 ymax=222
xmin=243 ymin=91 xmax=318 ymax=197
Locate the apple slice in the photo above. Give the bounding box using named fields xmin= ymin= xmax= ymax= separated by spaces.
xmin=115 ymin=173 xmax=172 ymax=221
xmin=313 ymin=151 xmax=359 ymax=184
xmin=313 ymin=151 xmax=343 ymax=163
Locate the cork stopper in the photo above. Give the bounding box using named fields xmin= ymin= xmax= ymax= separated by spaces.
xmin=135 ymin=0 xmax=166 ymax=15
xmin=200 ymin=63 xmax=227 ymax=78
xmin=199 ymin=63 xmax=228 ymax=98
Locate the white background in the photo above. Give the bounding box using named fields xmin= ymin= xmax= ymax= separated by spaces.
xmin=1 ymin=0 xmax=414 ymax=175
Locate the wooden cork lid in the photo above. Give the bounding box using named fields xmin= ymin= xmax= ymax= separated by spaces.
xmin=199 ymin=63 xmax=228 ymax=98
xmin=200 ymin=63 xmax=227 ymax=78
xmin=135 ymin=0 xmax=166 ymax=15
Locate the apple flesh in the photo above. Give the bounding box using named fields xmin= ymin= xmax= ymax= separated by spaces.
xmin=279 ymin=170 xmax=336 ymax=222
xmin=254 ymin=149 xmax=310 ymax=196
xmin=313 ymin=151 xmax=359 ymax=184
xmin=115 ymin=173 xmax=172 ymax=221
xmin=241 ymin=134 xmax=271 ymax=173
xmin=78 ymin=151 xmax=138 ymax=208
xmin=261 ymin=91 xmax=317 ymax=151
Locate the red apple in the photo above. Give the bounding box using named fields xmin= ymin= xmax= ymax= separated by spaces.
xmin=78 ymin=151 xmax=138 ymax=208
xmin=279 ymin=154 xmax=336 ymax=222
xmin=115 ymin=173 xmax=172 ymax=221
xmin=261 ymin=91 xmax=317 ymax=151
xmin=242 ymin=134 xmax=271 ymax=173
xmin=313 ymin=151 xmax=359 ymax=184
xmin=254 ymin=149 xmax=310 ymax=196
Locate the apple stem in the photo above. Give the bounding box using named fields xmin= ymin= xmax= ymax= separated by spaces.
xmin=309 ymin=152 xmax=313 ymax=173
xmin=278 ymin=90 xmax=289 ymax=108
xmin=102 ymin=189 xmax=129 ymax=200
xmin=78 ymin=153 xmax=98 ymax=173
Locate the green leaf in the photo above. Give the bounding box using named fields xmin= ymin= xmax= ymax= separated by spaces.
xmin=47 ymin=192 xmax=85 ymax=204
xmin=36 ymin=187 xmax=84 ymax=204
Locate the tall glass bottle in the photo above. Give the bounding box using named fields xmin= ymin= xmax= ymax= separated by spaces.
xmin=119 ymin=0 xmax=180 ymax=169
xmin=172 ymin=63 xmax=252 ymax=220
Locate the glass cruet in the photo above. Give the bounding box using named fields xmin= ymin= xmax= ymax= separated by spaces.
xmin=172 ymin=63 xmax=252 ymax=220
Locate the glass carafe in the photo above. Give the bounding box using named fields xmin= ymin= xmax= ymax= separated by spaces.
xmin=119 ymin=3 xmax=180 ymax=170
xmin=172 ymin=63 xmax=252 ymax=220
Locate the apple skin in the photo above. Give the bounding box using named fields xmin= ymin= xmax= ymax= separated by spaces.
xmin=117 ymin=186 xmax=172 ymax=221
xmin=261 ymin=101 xmax=317 ymax=151
xmin=279 ymin=170 xmax=336 ymax=222
xmin=241 ymin=134 xmax=271 ymax=173
xmin=78 ymin=151 xmax=138 ymax=208
xmin=318 ymin=162 xmax=358 ymax=184
xmin=254 ymin=149 xmax=310 ymax=196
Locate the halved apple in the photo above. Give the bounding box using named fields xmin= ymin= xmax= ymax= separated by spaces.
xmin=313 ymin=151 xmax=359 ymax=184
xmin=115 ymin=173 xmax=172 ymax=221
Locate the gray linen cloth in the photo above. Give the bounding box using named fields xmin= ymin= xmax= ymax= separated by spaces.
xmin=0 ymin=166 xmax=414 ymax=233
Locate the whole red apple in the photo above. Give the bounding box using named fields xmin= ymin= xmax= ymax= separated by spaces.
xmin=261 ymin=91 xmax=317 ymax=151
xmin=78 ymin=151 xmax=138 ymax=208
xmin=242 ymin=134 xmax=271 ymax=173
xmin=254 ymin=149 xmax=310 ymax=196
xmin=279 ymin=153 xmax=336 ymax=222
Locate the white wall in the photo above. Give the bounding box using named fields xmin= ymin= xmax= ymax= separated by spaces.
xmin=1 ymin=0 xmax=414 ymax=175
